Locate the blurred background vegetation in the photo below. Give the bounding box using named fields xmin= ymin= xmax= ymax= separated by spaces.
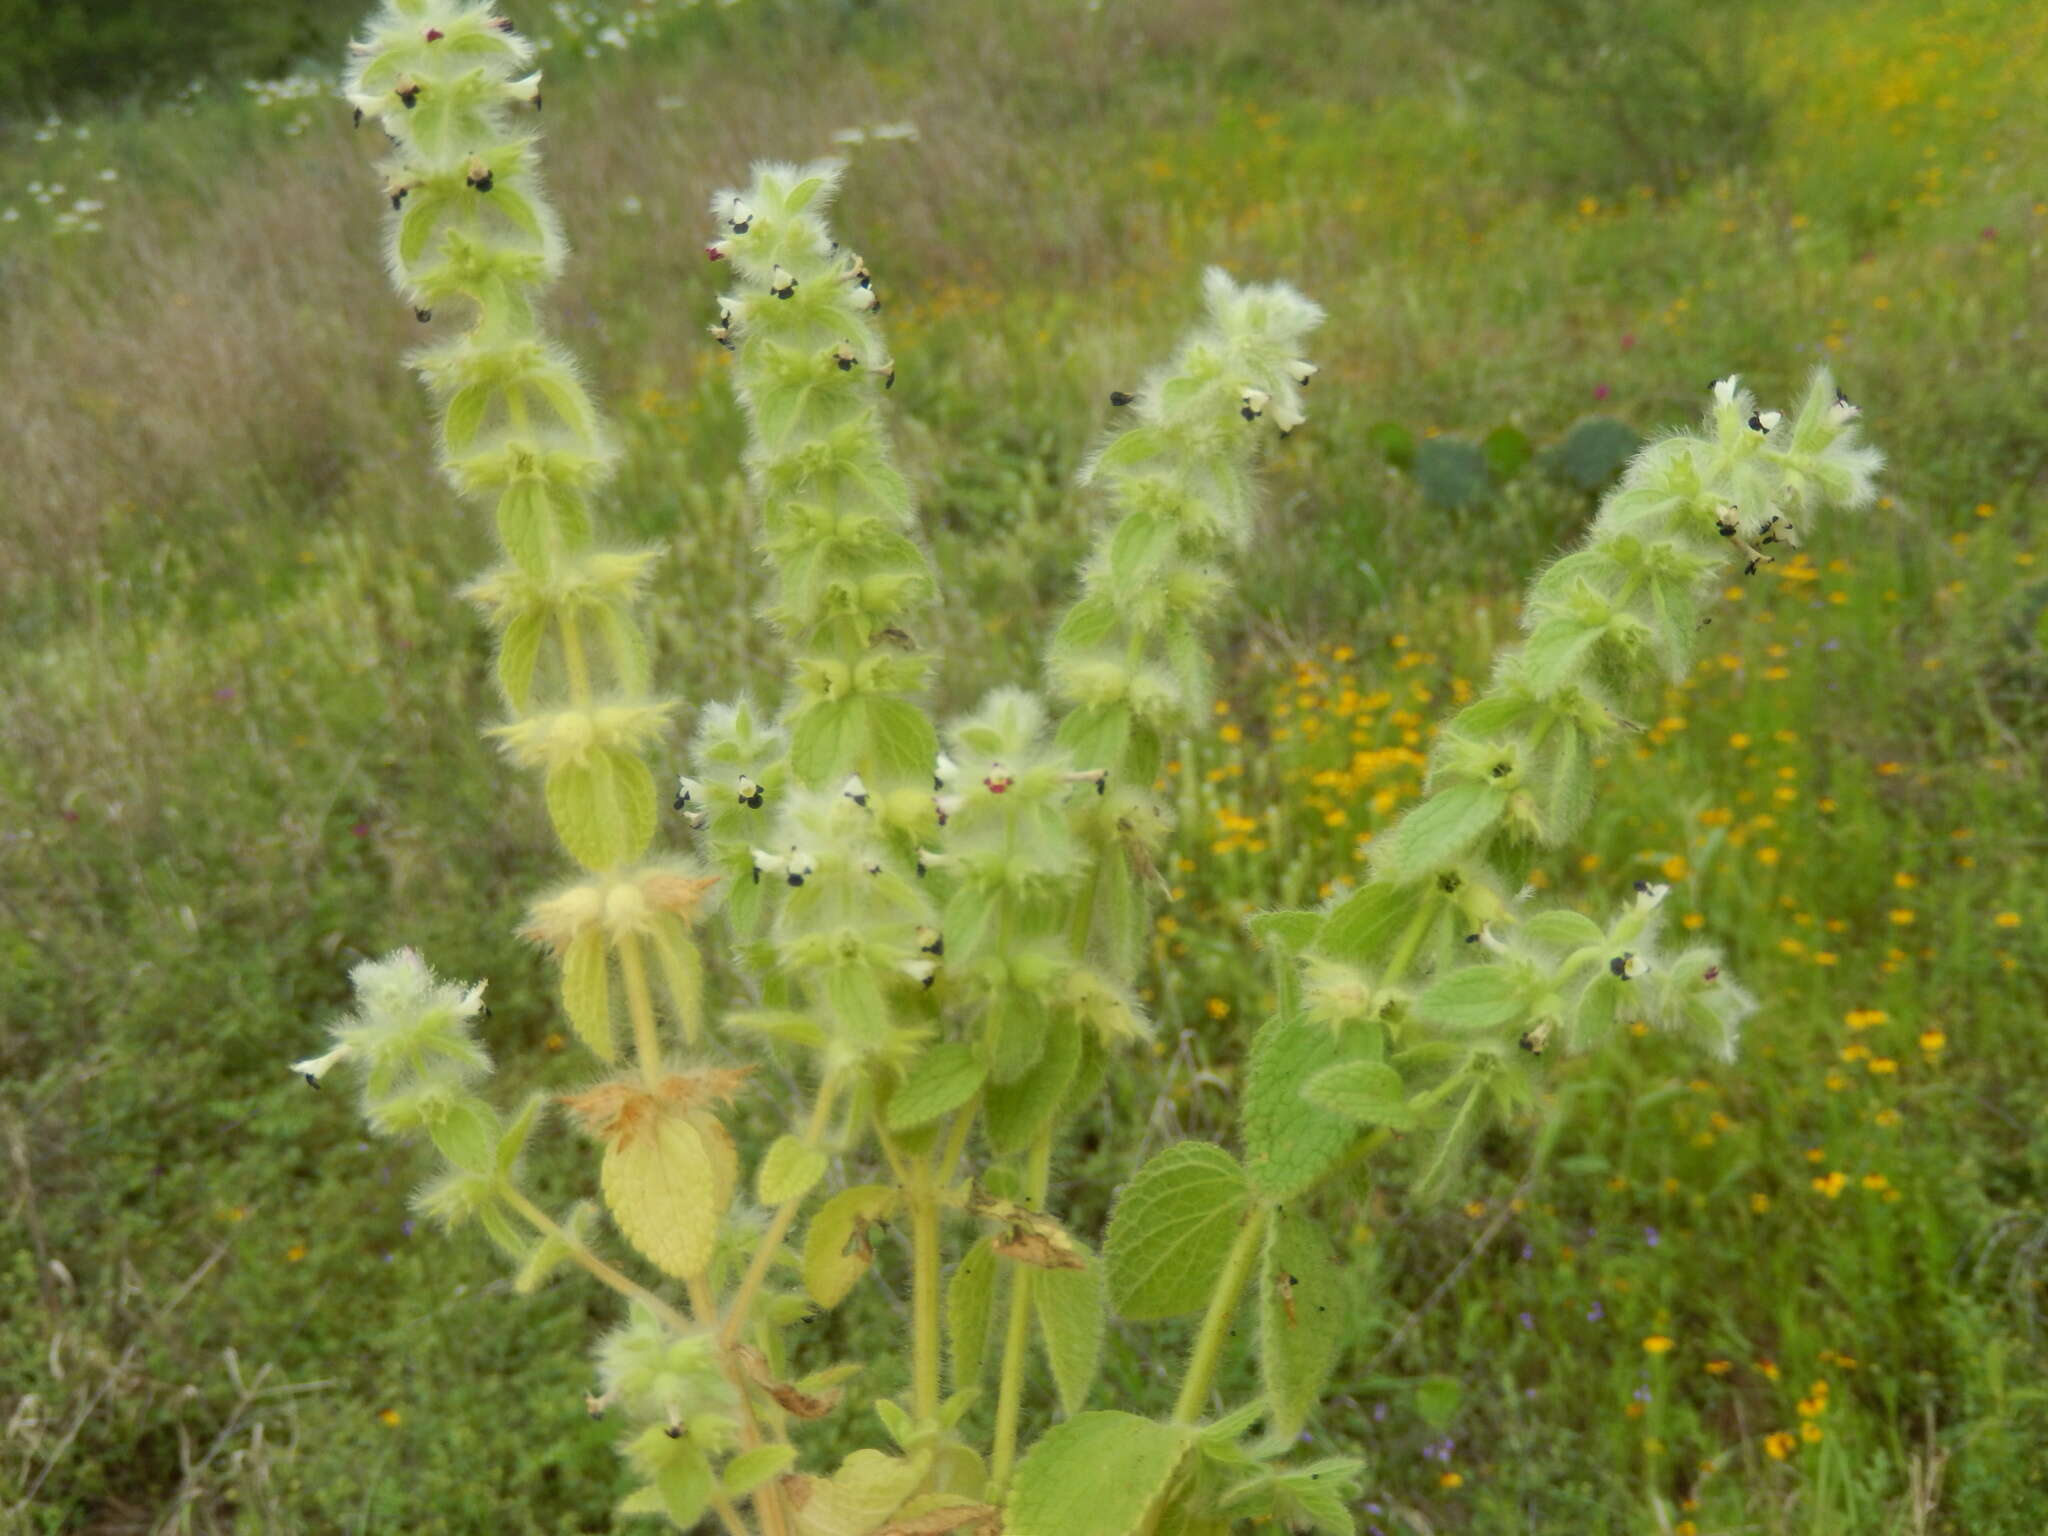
xmin=1 ymin=0 xmax=2043 ymax=1531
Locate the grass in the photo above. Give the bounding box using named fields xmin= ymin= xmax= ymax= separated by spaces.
xmin=1 ymin=0 xmax=2043 ymax=1530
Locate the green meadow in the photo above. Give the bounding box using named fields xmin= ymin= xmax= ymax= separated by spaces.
xmin=2 ymin=0 xmax=2043 ymax=1530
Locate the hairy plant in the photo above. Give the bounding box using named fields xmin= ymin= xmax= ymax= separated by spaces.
xmin=294 ymin=4 xmax=1884 ymax=1532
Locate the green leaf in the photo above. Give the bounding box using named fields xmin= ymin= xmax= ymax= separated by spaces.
xmin=789 ymin=696 xmax=866 ymax=788
xmin=495 ymin=478 xmax=551 ymax=578
xmin=496 ymin=610 xmax=546 ymax=711
xmin=1414 ymin=1373 xmax=1463 ymax=1428
xmin=886 ymin=1042 xmax=987 ymax=1132
xmin=1518 ymin=618 xmax=1605 ymax=696
xmin=947 ymin=1234 xmax=1000 ymax=1392
xmin=866 ymin=694 xmax=940 ymax=788
xmin=1103 ymin=1142 xmax=1251 ymax=1320
xmin=1522 ymin=909 xmax=1606 ymax=952
xmin=547 ymin=748 xmax=656 ymax=871
xmin=1374 ymin=783 xmax=1507 ymax=883
xmin=1415 ymin=963 xmax=1526 ymax=1030
xmin=985 ymin=985 xmax=1049 ymax=1086
xmin=721 ymin=1443 xmax=797 ymax=1499
xmin=1301 ymin=1060 xmax=1415 ymax=1130
xmin=985 ymin=1013 xmax=1081 ymax=1155
xmin=820 ymin=966 xmax=891 ymax=1058
xmin=1248 ymin=908 xmax=1323 ymax=957
xmin=560 ymin=928 xmax=612 ymax=1060
xmin=1259 ymin=1210 xmax=1343 ymax=1439
xmin=496 ymin=1091 xmax=546 ymax=1179
xmin=1005 ymin=1412 xmax=1193 ymax=1536
xmin=1054 ymin=704 xmax=1131 ymax=784
xmin=428 ymin=1095 xmax=498 ymax=1174
xmin=1053 ymin=594 xmax=1122 ymax=655
xmin=802 ymin=1184 xmax=901 ymax=1309
xmin=1314 ymin=882 xmax=1413 ymax=966
xmin=1242 ymin=1015 xmax=1379 ymax=1202
xmin=1035 ymin=1243 xmax=1105 ymax=1416
xmin=757 ymin=1134 xmax=829 ymax=1206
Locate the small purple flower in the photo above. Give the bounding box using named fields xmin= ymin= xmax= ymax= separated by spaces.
xmin=401 ymin=1219 xmax=415 ymax=1237
xmin=1520 ymin=1241 xmax=1534 ymax=1260
xmin=1519 ymin=1311 xmax=1535 ymax=1330
xmin=351 ymin=821 xmax=370 ymax=838
xmin=214 ymin=687 xmax=237 ymax=702
xmin=1372 ymin=1401 xmax=1389 ymax=1422
xmin=1644 ymin=1225 xmax=1660 ymax=1248
xmin=1633 ymin=1383 xmax=1652 ymax=1403
xmin=1587 ymin=1300 xmax=1604 ymax=1322
xmin=1594 ymin=383 xmax=1611 ymax=401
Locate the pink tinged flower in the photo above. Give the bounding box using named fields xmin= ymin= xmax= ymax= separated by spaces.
xmin=1594 ymin=384 xmax=1610 ymax=400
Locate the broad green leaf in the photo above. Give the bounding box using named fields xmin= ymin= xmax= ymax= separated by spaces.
xmin=1522 ymin=909 xmax=1606 ymax=952
xmin=1004 ymin=1412 xmax=1193 ymax=1536
xmin=428 ymin=1095 xmax=498 ymax=1174
xmin=1035 ymin=1243 xmax=1105 ymax=1416
xmin=789 ymin=696 xmax=866 ymax=788
xmin=1313 ymin=882 xmax=1412 ymax=965
xmin=886 ymin=1042 xmax=987 ymax=1132
xmin=721 ymin=1443 xmax=797 ymax=1499
xmin=547 ymin=747 xmax=655 ymax=872
xmin=788 ymin=1448 xmax=930 ymax=1536
xmin=820 ymin=965 xmax=891 ymax=1057
xmin=443 ymin=382 xmax=489 ymax=452
xmin=560 ymin=928 xmax=612 ymax=1060
xmin=1241 ymin=1016 xmax=1379 ymax=1202
xmin=1104 ymin=1142 xmax=1251 ymax=1320
xmin=1054 ymin=703 xmax=1131 ymax=786
xmin=1259 ymin=1211 xmax=1342 ymax=1438
xmin=495 ymin=1091 xmax=546 ymax=1179
xmin=1415 ymin=963 xmax=1526 ymax=1030
xmin=1301 ymin=1060 xmax=1415 ymax=1130
xmin=622 ymin=1426 xmax=715 ymax=1527
xmin=802 ymin=1184 xmax=901 ymax=1308
xmin=1374 ymin=783 xmax=1506 ymax=884
xmin=494 ymin=479 xmax=551 ymax=578
xmin=757 ymin=1134 xmax=829 ymax=1206
xmin=1053 ymin=593 xmax=1122 ymax=655
xmin=603 ymin=1113 xmax=719 ymax=1282
xmin=1247 ymin=908 xmax=1323 ymax=957
xmin=866 ymin=695 xmax=940 ymax=787
xmin=986 ymin=1013 xmax=1081 ymax=1154
xmin=496 ymin=610 xmax=546 ymax=711
xmin=948 ymin=1234 xmax=1000 ymax=1392
xmin=1517 ymin=619 xmax=1604 ymax=696
xmin=985 ymin=985 xmax=1049 ymax=1085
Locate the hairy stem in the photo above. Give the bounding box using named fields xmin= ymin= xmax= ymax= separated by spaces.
xmin=988 ymin=1126 xmax=1054 ymax=1495
xmin=1172 ymin=1203 xmax=1270 ymax=1426
xmin=618 ymin=932 xmax=662 ymax=1088
xmin=690 ymin=1273 xmax=785 ymax=1536
xmin=501 ymin=1186 xmax=692 ymax=1334
xmin=717 ymin=1075 xmax=840 ymax=1350
xmin=559 ymin=607 xmax=591 ymax=706
xmin=908 ymin=1167 xmax=943 ymax=1422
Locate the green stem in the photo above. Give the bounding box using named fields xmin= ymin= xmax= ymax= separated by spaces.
xmin=988 ymin=1126 xmax=1054 ymax=1497
xmin=1172 ymin=1203 xmax=1269 ymax=1426
xmin=559 ymin=606 xmax=591 ymax=706
xmin=500 ymin=1186 xmax=696 ymax=1335
xmin=717 ymin=1075 xmax=840 ymax=1349
xmin=908 ymin=1171 xmax=943 ymax=1423
xmin=618 ymin=932 xmax=662 ymax=1088
xmin=1380 ymin=889 xmax=1441 ymax=991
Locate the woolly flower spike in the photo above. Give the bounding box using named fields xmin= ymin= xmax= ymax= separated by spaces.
xmin=1051 ymin=268 xmax=1323 ymax=794
xmin=707 ymin=159 xmax=940 ymax=796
